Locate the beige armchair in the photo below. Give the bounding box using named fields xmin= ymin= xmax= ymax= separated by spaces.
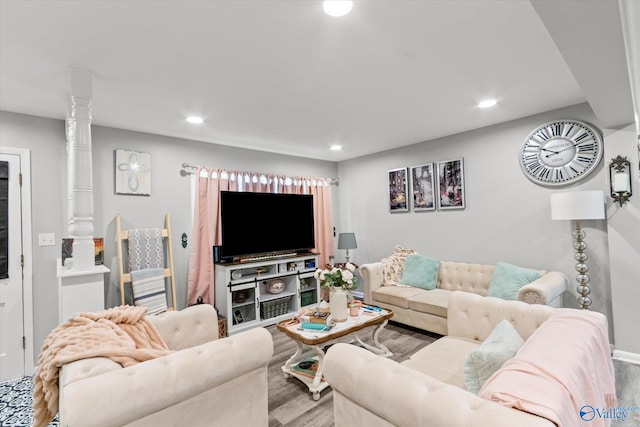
xmin=58 ymin=304 xmax=273 ymax=427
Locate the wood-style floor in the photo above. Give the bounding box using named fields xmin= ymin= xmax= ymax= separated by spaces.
xmin=266 ymin=321 xmax=440 ymax=427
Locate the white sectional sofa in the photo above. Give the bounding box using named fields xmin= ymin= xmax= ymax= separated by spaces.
xmin=361 ymin=247 xmax=569 ymax=335
xmin=324 ymin=292 xmax=615 ymax=427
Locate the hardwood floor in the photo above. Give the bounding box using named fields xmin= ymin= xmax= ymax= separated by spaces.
xmin=266 ymin=321 xmax=440 ymax=427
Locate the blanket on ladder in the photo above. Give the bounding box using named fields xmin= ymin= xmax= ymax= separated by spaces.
xmin=33 ymin=305 xmax=172 ymax=427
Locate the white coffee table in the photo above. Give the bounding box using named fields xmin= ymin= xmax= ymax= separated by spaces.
xmin=276 ymin=306 xmax=394 ymax=401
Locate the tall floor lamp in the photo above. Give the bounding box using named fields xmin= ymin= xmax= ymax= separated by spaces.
xmin=550 ymin=191 xmax=605 ymax=310
xmin=337 ymin=233 xmax=357 ymax=264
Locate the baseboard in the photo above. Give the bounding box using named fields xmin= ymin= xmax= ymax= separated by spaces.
xmin=612 ymin=349 xmax=640 ymax=366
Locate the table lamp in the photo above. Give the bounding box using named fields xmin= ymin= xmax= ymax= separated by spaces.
xmin=550 ymin=191 xmax=605 ymax=310
xmin=337 ymin=233 xmax=357 ymax=263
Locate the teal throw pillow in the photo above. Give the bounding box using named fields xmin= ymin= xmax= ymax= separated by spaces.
xmin=399 ymin=254 xmax=439 ymax=290
xmin=488 ymin=261 xmax=540 ymax=300
xmin=463 ymin=319 xmax=524 ymax=394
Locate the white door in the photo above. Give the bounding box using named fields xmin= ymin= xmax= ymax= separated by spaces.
xmin=0 ymin=153 xmax=25 ymax=381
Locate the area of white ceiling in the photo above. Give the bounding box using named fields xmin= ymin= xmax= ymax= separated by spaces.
xmin=0 ymin=1 xmax=634 ymax=161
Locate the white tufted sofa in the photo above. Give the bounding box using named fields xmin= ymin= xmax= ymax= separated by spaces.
xmin=324 ymin=292 xmax=560 ymax=427
xmin=58 ymin=304 xmax=273 ymax=427
xmin=361 ymin=259 xmax=568 ymax=335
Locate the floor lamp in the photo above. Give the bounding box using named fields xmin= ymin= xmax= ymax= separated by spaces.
xmin=550 ymin=191 xmax=605 ymax=310
xmin=337 ymin=233 xmax=357 ymax=264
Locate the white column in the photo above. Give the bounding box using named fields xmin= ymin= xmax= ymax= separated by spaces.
xmin=66 ymin=68 xmax=95 ymax=271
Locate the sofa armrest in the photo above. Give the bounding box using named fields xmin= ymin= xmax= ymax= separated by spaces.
xmin=517 ymin=271 xmax=569 ymax=307
xmin=146 ymin=304 xmax=219 ymax=350
xmin=60 ymin=327 xmax=273 ymax=427
xmin=323 ymin=343 xmax=553 ymax=427
xmin=359 ymin=262 xmax=384 ymax=304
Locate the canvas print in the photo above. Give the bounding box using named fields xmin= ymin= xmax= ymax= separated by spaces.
xmin=388 ymin=168 xmax=408 ymax=212
xmin=410 ymin=163 xmax=436 ymax=211
xmin=437 ymin=158 xmax=465 ymax=209
xmin=115 ymin=149 xmax=151 ymax=196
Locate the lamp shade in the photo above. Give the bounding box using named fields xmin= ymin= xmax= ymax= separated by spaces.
xmin=550 ymin=191 xmax=605 ymax=220
xmin=337 ymin=233 xmax=357 ymax=250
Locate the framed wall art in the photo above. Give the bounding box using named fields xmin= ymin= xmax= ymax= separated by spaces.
xmin=410 ymin=163 xmax=436 ymax=211
xmin=388 ymin=167 xmax=408 ymax=212
xmin=437 ymin=158 xmax=465 ymax=210
xmin=115 ymin=149 xmax=151 ymax=196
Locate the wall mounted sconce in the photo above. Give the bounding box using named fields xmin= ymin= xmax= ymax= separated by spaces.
xmin=609 ymin=155 xmax=632 ymax=207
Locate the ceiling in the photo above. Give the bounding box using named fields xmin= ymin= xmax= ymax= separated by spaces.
xmin=0 ymin=0 xmax=635 ymax=162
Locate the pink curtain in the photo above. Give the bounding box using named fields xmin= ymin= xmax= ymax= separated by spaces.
xmin=309 ymin=178 xmax=334 ymax=268
xmin=187 ymin=168 xmax=237 ymax=305
xmin=187 ymin=168 xmax=334 ymax=307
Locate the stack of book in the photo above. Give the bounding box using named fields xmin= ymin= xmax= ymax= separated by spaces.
xmin=300 ymin=311 xmax=333 ymax=331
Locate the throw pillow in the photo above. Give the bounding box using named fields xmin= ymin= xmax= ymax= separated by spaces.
xmin=399 ymin=254 xmax=439 ymax=290
xmin=380 ymin=245 xmax=417 ymax=286
xmin=464 ymin=319 xmax=524 ymax=394
xmin=488 ymin=261 xmax=541 ymax=300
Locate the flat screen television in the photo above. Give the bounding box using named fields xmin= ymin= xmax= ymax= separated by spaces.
xmin=220 ymin=191 xmax=315 ymax=260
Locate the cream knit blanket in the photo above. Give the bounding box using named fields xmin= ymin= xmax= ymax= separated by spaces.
xmin=33 ymin=305 xmax=172 ymax=427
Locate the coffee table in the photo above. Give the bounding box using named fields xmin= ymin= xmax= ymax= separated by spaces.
xmin=276 ymin=305 xmax=393 ymax=400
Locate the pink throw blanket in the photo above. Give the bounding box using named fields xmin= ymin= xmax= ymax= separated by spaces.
xmin=478 ymin=309 xmax=617 ymax=427
xmin=33 ymin=305 xmax=172 ymax=427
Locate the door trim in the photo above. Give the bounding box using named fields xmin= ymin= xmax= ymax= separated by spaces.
xmin=0 ymin=147 xmax=34 ymax=376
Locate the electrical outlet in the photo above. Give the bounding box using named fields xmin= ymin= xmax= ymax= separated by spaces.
xmin=38 ymin=233 xmax=56 ymax=247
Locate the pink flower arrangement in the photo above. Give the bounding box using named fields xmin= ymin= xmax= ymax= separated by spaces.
xmin=314 ymin=263 xmax=358 ymax=290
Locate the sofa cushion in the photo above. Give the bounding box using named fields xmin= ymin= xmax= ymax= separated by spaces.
xmin=488 ymin=262 xmax=541 ymax=300
xmin=400 ymin=254 xmax=440 ymax=290
xmin=437 ymin=261 xmax=495 ymax=295
xmin=407 ymin=288 xmax=450 ymax=317
xmin=372 ymin=286 xmax=424 ymax=308
xmin=381 ymin=245 xmax=417 ymax=286
xmin=403 ymin=335 xmax=480 ymax=388
xmin=463 ymin=319 xmax=524 ymax=394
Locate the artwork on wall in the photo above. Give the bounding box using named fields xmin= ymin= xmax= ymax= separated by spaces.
xmin=115 ymin=149 xmax=151 ymax=196
xmin=61 ymin=237 xmax=105 ymax=266
xmin=388 ymin=167 xmax=408 ymax=212
xmin=410 ymin=163 xmax=436 ymax=211
xmin=437 ymin=158 xmax=465 ymax=210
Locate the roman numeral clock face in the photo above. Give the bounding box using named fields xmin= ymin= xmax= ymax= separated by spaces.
xmin=519 ymin=120 xmax=603 ymax=186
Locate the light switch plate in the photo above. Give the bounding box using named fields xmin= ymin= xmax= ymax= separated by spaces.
xmin=38 ymin=233 xmax=56 ymax=247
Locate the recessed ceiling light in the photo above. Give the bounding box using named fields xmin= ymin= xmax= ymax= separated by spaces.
xmin=330 ymin=144 xmax=343 ymax=151
xmin=323 ymin=1 xmax=353 ymax=17
xmin=186 ymin=116 xmax=204 ymax=124
xmin=478 ymin=100 xmax=497 ymax=108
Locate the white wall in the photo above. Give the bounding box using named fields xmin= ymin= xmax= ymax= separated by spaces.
xmin=337 ymin=103 xmax=618 ymax=338
xmin=604 ymin=124 xmax=640 ymax=357
xmin=0 ymin=110 xmax=337 ymax=362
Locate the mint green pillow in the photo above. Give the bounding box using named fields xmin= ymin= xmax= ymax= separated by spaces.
xmin=488 ymin=261 xmax=540 ymax=300
xmin=399 ymin=254 xmax=439 ymax=290
xmin=464 ymin=319 xmax=524 ymax=394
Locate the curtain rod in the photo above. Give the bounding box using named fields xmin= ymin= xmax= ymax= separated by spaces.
xmin=180 ymin=163 xmax=339 ymax=185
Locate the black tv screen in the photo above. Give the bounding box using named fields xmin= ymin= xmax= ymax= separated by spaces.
xmin=220 ymin=191 xmax=315 ymax=259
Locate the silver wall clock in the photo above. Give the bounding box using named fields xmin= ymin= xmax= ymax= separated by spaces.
xmin=519 ymin=119 xmax=603 ymax=186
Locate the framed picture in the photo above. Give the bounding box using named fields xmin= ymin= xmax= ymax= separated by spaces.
xmin=115 ymin=149 xmax=151 ymax=196
xmin=388 ymin=168 xmax=408 ymax=212
xmin=233 ymin=308 xmax=244 ymax=325
xmin=410 ymin=163 xmax=436 ymax=211
xmin=437 ymin=158 xmax=465 ymax=209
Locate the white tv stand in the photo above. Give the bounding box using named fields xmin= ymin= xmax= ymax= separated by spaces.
xmin=215 ymin=254 xmax=320 ymax=335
